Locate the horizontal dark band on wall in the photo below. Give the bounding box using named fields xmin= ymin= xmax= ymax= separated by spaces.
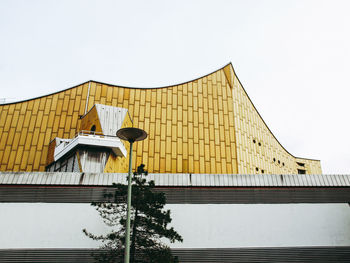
xmin=1 ymin=247 xmax=350 ymax=262
xmin=1 ymin=186 xmax=350 ymax=203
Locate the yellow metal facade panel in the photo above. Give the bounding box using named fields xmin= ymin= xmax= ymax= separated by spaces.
xmin=80 ymin=106 xmax=103 ymax=133
xmin=226 ymin=64 xmax=322 ymax=174
xmin=0 ymin=65 xmax=321 ymax=174
xmin=0 ymin=84 xmax=87 ymax=171
xmin=104 ymin=109 xmax=132 ymax=173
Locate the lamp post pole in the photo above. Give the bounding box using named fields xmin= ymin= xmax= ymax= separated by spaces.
xmin=116 ymin=127 xmax=147 ymax=263
xmin=124 ymin=140 xmax=133 ymax=263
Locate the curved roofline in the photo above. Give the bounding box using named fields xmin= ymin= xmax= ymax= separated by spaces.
xmin=90 ymin=62 xmax=232 ymax=90
xmin=294 ymin=156 xmax=321 ymax=162
xmin=0 ymin=62 xmax=320 ymax=163
xmin=227 ymin=63 xmax=320 ymax=162
xmin=0 ymin=80 xmax=91 ymax=106
xmin=0 ymin=63 xmax=231 ymax=105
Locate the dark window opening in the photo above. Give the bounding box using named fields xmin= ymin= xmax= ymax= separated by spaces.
xmin=253 ymin=139 xmax=256 ymax=143
xmin=48 ymin=154 xmax=76 ymax=173
xmin=297 ymin=162 xmax=305 ymax=167
xmin=278 ymin=160 xmax=280 ymax=164
xmin=91 ymin=125 xmax=96 ymax=133
xmin=261 ymin=169 xmax=265 ymax=174
xmin=273 ymin=158 xmax=276 ymax=162
xmin=54 ymin=161 xmax=60 ymax=171
xmin=256 ymin=167 xmax=259 ymax=171
xmin=298 ymin=169 xmax=306 ymax=174
xmin=282 ymin=162 xmax=285 ymax=166
xmin=258 ymin=142 xmax=261 ymax=146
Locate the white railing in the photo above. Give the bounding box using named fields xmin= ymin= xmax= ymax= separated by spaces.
xmin=77 ymin=130 xmax=119 ymax=139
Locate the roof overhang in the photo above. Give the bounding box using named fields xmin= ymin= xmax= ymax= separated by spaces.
xmin=1 ymin=173 xmax=350 ymax=204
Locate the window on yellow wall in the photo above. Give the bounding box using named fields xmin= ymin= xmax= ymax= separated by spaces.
xmin=298 ymin=169 xmax=306 ymax=174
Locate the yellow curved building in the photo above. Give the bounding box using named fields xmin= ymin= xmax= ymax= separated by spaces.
xmin=0 ymin=63 xmax=321 ymax=174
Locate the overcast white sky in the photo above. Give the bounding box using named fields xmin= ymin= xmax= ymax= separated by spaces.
xmin=0 ymin=0 xmax=349 ymax=174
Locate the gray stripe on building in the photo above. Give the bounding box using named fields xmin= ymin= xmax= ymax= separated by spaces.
xmin=0 ymin=247 xmax=349 ymax=262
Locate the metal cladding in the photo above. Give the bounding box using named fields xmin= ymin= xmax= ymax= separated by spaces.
xmin=94 ymin=104 xmax=128 ymax=136
xmin=0 ymin=172 xmax=349 ymax=187
xmin=0 ymin=64 xmax=321 ymax=174
xmin=2 ymin=172 xmax=350 ymax=203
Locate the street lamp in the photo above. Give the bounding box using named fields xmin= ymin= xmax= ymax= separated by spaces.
xmin=116 ymin=127 xmax=147 ymax=263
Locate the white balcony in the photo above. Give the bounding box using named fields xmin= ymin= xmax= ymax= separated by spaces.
xmin=54 ymin=131 xmax=127 ymax=161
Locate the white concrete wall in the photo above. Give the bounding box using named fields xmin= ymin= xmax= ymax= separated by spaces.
xmin=1 ymin=203 xmax=350 ymax=248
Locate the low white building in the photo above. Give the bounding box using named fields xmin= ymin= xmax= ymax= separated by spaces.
xmin=1 ymin=172 xmax=350 ymax=262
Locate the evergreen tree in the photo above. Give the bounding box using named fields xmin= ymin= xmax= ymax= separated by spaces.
xmin=83 ymin=164 xmax=183 ymax=263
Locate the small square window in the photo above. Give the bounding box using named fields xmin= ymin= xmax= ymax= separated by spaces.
xmin=298 ymin=169 xmax=306 ymax=174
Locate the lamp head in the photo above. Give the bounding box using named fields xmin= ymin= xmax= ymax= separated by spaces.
xmin=116 ymin=127 xmax=147 ymax=143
